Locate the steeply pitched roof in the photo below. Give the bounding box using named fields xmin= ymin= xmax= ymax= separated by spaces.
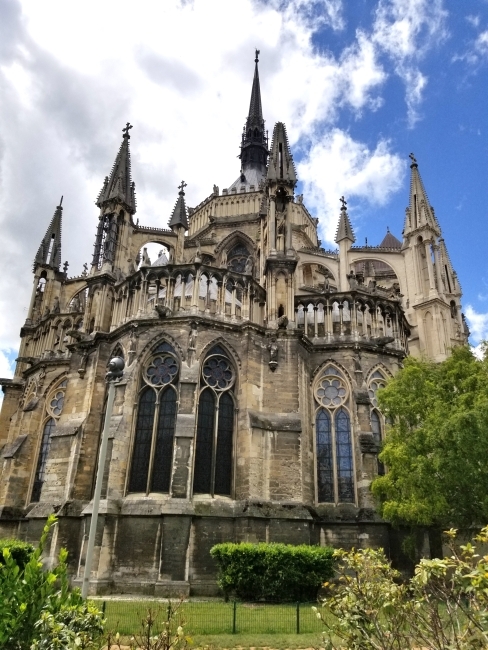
xmin=96 ymin=123 xmax=136 ymax=214
xmin=266 ymin=122 xmax=297 ymax=184
xmin=379 ymin=228 xmax=402 ymax=249
xmin=168 ymin=182 xmax=189 ymax=230
xmin=34 ymin=197 xmax=63 ymax=270
xmin=335 ymin=197 xmax=355 ymax=244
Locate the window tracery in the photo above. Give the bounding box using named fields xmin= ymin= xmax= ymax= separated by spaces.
xmin=31 ymin=378 xmax=68 ymax=503
xmin=128 ymin=342 xmax=179 ymax=494
xmin=368 ymin=369 xmax=387 ymax=476
xmin=227 ymin=244 xmax=251 ymax=274
xmin=193 ymin=346 xmax=235 ymax=497
xmin=314 ymin=365 xmax=355 ymax=504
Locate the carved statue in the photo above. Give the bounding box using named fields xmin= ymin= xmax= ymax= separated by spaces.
xmin=70 ymin=295 xmax=81 ymax=313
xmin=244 ymin=257 xmax=253 ymax=275
xmin=195 ymin=242 xmax=202 ymax=263
xmin=220 ymin=250 xmax=228 ymax=268
xmin=52 ymin=296 xmax=60 ymax=314
xmin=128 ymin=327 xmax=138 ymax=366
xmin=269 ymin=340 xmax=278 ymax=361
xmin=141 ymin=248 xmax=151 ymax=266
xmin=277 ymin=315 xmax=289 ymax=330
xmin=213 ymin=185 xmax=219 ymax=196
xmin=188 ymin=322 xmax=197 ymax=350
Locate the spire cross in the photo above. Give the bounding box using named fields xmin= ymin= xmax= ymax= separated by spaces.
xmin=255 ymin=48 xmax=260 ymax=63
xmin=340 ymin=196 xmax=347 ymax=209
xmin=409 ymin=152 xmax=417 ymax=164
xmin=178 ymin=180 xmax=187 ymax=193
xmin=122 ymin=122 xmax=133 ymax=137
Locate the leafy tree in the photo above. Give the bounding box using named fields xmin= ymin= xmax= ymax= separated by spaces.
xmin=0 ymin=515 xmax=104 ymax=649
xmin=371 ymin=344 xmax=488 ymax=528
xmin=316 ymin=526 xmax=488 ymax=650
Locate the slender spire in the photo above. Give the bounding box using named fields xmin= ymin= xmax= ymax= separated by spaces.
xmin=248 ymin=49 xmax=263 ymax=122
xmin=404 ymin=152 xmax=440 ymax=237
xmin=96 ymin=123 xmax=136 ymax=214
xmin=34 ymin=197 xmax=63 ymax=270
xmin=168 ymin=181 xmax=189 ymax=230
xmin=335 ymin=196 xmax=355 ymax=244
xmin=267 ymin=122 xmax=297 ymax=185
xmin=239 ymin=50 xmax=268 ymax=178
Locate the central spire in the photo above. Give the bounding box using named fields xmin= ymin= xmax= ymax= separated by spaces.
xmin=96 ymin=123 xmax=136 ymax=214
xmin=239 ymin=50 xmax=268 ymax=178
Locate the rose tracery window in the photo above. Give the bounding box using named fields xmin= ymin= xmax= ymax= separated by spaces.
xmin=193 ymin=346 xmax=235 ymax=497
xmin=314 ymin=366 xmax=355 ymax=504
xmin=128 ymin=342 xmax=179 ymax=494
xmin=227 ymin=244 xmax=251 ymax=274
xmin=31 ymin=378 xmax=68 ymax=503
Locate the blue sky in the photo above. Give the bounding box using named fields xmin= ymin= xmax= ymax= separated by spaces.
xmin=1 ymin=0 xmax=488 ymax=380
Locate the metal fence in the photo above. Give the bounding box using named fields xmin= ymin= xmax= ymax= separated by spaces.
xmin=95 ymin=600 xmax=324 ymax=636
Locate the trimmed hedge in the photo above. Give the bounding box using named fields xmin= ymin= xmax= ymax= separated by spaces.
xmin=210 ymin=542 xmax=335 ymax=602
xmin=0 ymin=539 xmax=34 ymax=569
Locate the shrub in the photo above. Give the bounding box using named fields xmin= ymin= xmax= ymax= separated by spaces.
xmin=316 ymin=527 xmax=488 ymax=650
xmin=0 ymin=515 xmax=105 ymax=650
xmin=0 ymin=538 xmax=34 ymax=569
xmin=210 ymin=542 xmax=335 ymax=601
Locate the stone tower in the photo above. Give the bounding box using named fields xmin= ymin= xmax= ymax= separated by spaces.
xmin=0 ymin=54 xmax=467 ymax=595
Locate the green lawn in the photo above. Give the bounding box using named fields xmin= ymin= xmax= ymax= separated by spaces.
xmin=92 ymin=599 xmax=324 ymax=638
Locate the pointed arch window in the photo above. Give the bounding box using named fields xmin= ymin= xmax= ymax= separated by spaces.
xmin=227 ymin=244 xmax=251 ymax=274
xmin=31 ymin=379 xmax=68 ymax=503
xmin=314 ymin=366 xmax=355 ymax=504
xmin=128 ymin=342 xmax=179 ymax=494
xmin=193 ymin=346 xmax=236 ymax=497
xmin=368 ymin=369 xmax=387 ymax=476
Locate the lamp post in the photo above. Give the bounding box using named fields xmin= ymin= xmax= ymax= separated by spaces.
xmin=81 ymin=356 xmax=124 ymax=599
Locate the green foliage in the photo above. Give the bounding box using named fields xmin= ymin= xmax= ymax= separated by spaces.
xmin=210 ymin=542 xmax=335 ymax=601
xmin=316 ymin=526 xmax=488 ymax=650
xmin=372 ymin=345 xmax=488 ymax=528
xmin=0 ymin=537 xmax=34 ymax=568
xmin=0 ymin=514 xmax=105 ymax=650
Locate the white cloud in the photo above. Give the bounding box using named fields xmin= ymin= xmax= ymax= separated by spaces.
xmin=297 ymin=129 xmax=405 ymax=243
xmin=372 ymin=0 xmax=448 ymax=126
xmin=465 ymin=305 xmax=488 ymax=344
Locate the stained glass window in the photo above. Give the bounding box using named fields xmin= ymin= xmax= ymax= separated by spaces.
xmin=227 ymin=244 xmax=250 ymax=274
xmin=316 ymin=409 xmax=334 ymax=502
xmin=128 ymin=343 xmax=179 ymax=494
xmin=194 ymin=350 xmax=235 ymax=496
xmin=371 ymin=410 xmax=385 ymax=476
xmin=151 ymin=389 xmax=177 ymax=493
xmin=31 ymin=418 xmax=56 ymax=502
xmin=214 ymin=392 xmax=234 ymax=496
xmin=193 ymin=389 xmax=215 ymax=494
xmin=314 ymin=366 xmax=355 ymax=504
xmin=335 ymin=409 xmax=354 ymax=502
xmin=128 ymin=387 xmax=156 ymax=493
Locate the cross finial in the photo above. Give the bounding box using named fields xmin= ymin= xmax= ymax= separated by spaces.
xmin=340 ymin=195 xmax=347 ymax=209
xmin=409 ymin=152 xmax=417 ymax=165
xmin=255 ymin=49 xmax=260 ymax=63
xmin=178 ymin=180 xmax=187 ymax=193
xmin=122 ymin=122 xmax=133 ymax=138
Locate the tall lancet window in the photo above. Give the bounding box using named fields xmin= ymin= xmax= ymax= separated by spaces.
xmin=31 ymin=378 xmax=68 ymax=503
xmin=314 ymin=365 xmax=355 ymax=504
xmin=193 ymin=345 xmax=236 ymax=497
xmin=368 ymin=369 xmax=388 ymax=476
xmin=128 ymin=342 xmax=179 ymax=494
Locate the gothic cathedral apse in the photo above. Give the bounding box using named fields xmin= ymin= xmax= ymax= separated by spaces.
xmin=0 ymin=53 xmax=468 ymax=595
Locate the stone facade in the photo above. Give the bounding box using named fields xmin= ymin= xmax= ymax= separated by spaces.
xmin=0 ymin=56 xmax=467 ymax=595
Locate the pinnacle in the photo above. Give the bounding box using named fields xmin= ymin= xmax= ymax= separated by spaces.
xmin=96 ymin=124 xmax=136 ymax=214
xmin=267 ymin=122 xmax=297 ymax=184
xmin=335 ymin=197 xmax=355 ymax=244
xmin=168 ymin=181 xmax=189 ymax=230
xmin=405 ymin=153 xmax=440 ymax=236
xmin=34 ymin=198 xmax=64 ymax=271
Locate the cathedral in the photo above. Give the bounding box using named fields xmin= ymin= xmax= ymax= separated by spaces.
xmin=0 ymin=53 xmax=467 ymax=595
